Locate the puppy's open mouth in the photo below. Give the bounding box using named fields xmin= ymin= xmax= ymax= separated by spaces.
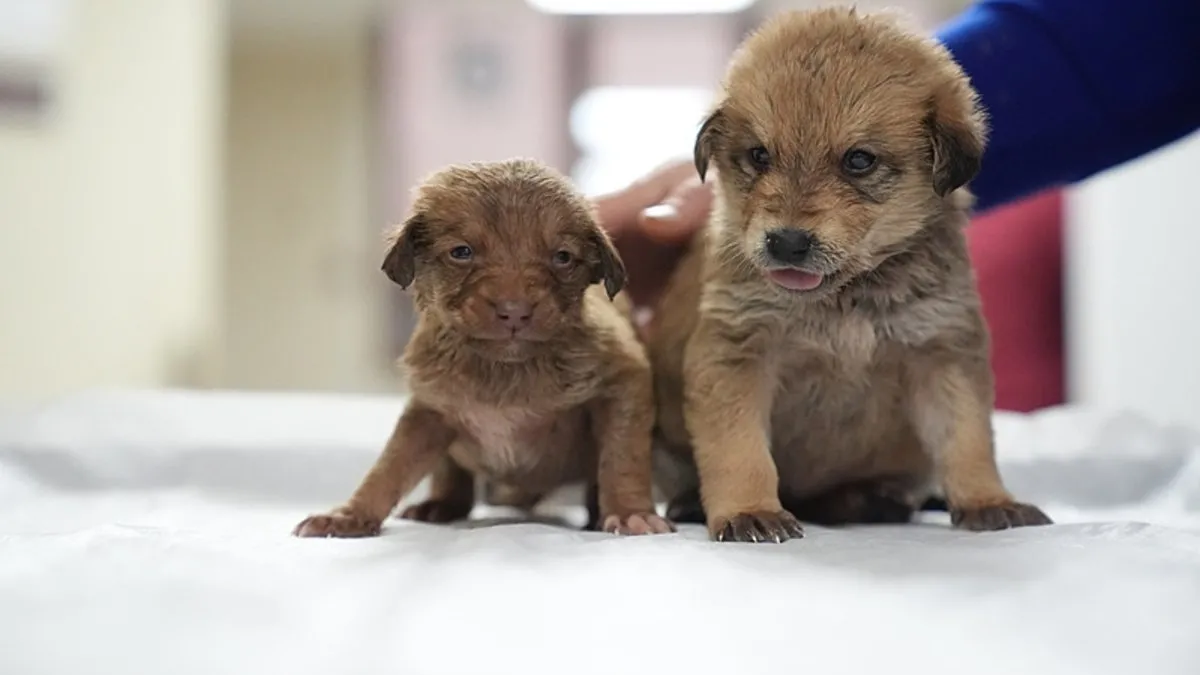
xmin=767 ymin=268 xmax=825 ymax=292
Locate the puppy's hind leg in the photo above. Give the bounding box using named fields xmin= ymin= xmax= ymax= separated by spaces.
xmin=918 ymin=495 xmax=949 ymax=512
xmin=584 ymin=482 xmax=601 ymax=531
xmin=781 ymin=480 xmax=915 ymax=526
xmin=652 ymin=442 xmax=706 ymax=524
xmin=484 ymin=480 xmax=545 ymax=510
xmin=400 ymin=451 xmax=476 ymax=524
xmin=665 ymin=486 xmax=706 ymax=524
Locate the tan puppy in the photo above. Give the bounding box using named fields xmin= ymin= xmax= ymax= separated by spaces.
xmin=294 ymin=158 xmax=673 ymax=538
xmin=647 ymin=8 xmax=1052 ymax=543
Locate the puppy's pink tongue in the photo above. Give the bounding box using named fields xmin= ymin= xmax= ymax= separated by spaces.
xmin=768 ymin=269 xmax=824 ymax=291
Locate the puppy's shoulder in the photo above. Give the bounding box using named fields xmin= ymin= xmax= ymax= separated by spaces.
xmin=869 ymin=214 xmax=985 ymax=349
xmin=396 ymin=317 xmax=470 ymax=395
xmin=582 ymin=285 xmax=648 ymax=365
xmin=572 ymin=289 xmax=652 ymax=404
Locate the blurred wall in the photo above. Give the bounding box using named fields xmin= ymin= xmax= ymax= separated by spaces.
xmin=17 ymin=0 xmax=1182 ymax=417
xmin=379 ymin=0 xmax=574 ymax=352
xmin=0 ymin=0 xmax=226 ymax=400
xmin=1067 ymin=130 xmax=1200 ymax=428
xmin=221 ymin=29 xmax=396 ymax=394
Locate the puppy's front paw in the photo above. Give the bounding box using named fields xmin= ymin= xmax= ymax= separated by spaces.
xmin=951 ymin=502 xmax=1053 ymax=531
xmin=711 ymin=510 xmax=804 ymax=543
xmin=399 ymin=499 xmax=473 ymax=524
xmin=293 ymin=507 xmax=382 ymax=538
xmin=602 ymin=512 xmax=676 ymax=536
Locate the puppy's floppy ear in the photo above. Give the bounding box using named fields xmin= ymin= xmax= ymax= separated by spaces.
xmin=381 ymin=213 xmax=426 ymax=289
xmin=926 ymin=83 xmax=988 ymax=197
xmin=586 ymin=225 xmax=627 ymax=301
xmin=693 ymin=107 xmax=725 ymax=183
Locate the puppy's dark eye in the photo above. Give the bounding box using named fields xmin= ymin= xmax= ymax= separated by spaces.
xmin=842 ymin=149 xmax=878 ymax=176
xmin=747 ymin=146 xmax=771 ymax=171
xmin=449 ymin=245 xmax=473 ymax=261
xmin=551 ymin=250 xmax=573 ymax=267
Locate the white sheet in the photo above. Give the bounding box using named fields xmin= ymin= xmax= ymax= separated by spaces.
xmin=1 ymin=389 xmax=1198 ymax=675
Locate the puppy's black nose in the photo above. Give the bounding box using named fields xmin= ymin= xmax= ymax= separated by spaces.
xmin=764 ymin=229 xmax=814 ymax=266
xmin=494 ymin=299 xmax=533 ymax=329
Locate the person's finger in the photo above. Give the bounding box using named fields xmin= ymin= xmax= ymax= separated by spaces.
xmin=593 ymin=189 xmax=643 ymax=237
xmin=630 ymin=159 xmax=698 ymax=196
xmin=638 ymin=176 xmax=713 ymax=244
xmin=593 ymin=160 xmax=695 ymax=236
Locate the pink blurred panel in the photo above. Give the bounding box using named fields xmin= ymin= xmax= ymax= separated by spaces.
xmin=376 ymin=2 xmax=571 ymax=350
xmin=968 ymin=189 xmax=1066 ymax=412
xmin=587 ymin=14 xmax=740 ymax=87
xmin=379 ymin=1 xmax=571 ymax=221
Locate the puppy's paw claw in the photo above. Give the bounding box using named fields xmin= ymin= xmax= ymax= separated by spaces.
xmin=951 ymin=502 xmax=1053 ymax=531
xmin=602 ymin=512 xmax=676 ymax=536
xmin=711 ymin=510 xmax=804 ymax=543
xmin=292 ymin=508 xmax=382 ymax=538
xmin=399 ymin=499 xmax=473 ymax=524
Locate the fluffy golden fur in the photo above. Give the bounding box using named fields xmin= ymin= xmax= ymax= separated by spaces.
xmin=647 ymin=8 xmax=1052 ymax=542
xmin=294 ymin=158 xmax=673 ymax=538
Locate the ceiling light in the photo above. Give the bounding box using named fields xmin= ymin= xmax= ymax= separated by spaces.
xmin=526 ymin=0 xmax=756 ymax=15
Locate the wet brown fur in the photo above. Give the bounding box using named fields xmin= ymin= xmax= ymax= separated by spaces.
xmin=647 ymin=8 xmax=1052 ymax=542
xmin=294 ymin=159 xmax=673 ymax=538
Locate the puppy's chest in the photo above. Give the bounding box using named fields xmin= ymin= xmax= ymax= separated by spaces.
xmin=769 ymin=317 xmax=917 ymax=480
xmin=772 ymin=311 xmax=916 ymax=411
xmin=445 ymin=404 xmax=591 ymax=478
xmin=780 ymin=299 xmax=954 ymax=369
xmin=411 ymin=355 xmax=604 ymax=410
xmin=782 ymin=312 xmax=879 ymax=368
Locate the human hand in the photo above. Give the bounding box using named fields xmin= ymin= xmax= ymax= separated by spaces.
xmin=592 ymin=160 xmax=713 ymax=312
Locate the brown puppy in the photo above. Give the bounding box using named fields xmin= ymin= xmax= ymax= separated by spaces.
xmin=647 ymin=8 xmax=1052 ymax=543
xmin=294 ymin=158 xmax=673 ymax=538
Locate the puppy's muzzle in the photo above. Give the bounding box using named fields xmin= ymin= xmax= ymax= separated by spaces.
xmin=491 ymin=298 xmax=534 ymax=330
xmin=764 ymin=228 xmax=815 ymax=267
xmin=763 ymin=228 xmax=827 ymax=292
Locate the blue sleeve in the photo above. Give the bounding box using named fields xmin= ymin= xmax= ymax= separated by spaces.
xmin=936 ymin=0 xmax=1200 ymax=212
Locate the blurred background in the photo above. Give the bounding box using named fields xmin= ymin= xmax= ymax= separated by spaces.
xmin=1 ymin=0 xmax=1197 ymax=428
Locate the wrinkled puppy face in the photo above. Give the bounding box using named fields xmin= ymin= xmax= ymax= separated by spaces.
xmin=381 ymin=159 xmax=625 ymax=361
xmin=695 ymin=8 xmax=987 ymax=296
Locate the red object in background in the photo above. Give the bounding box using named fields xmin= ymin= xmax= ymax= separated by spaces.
xmin=966 ymin=189 xmax=1066 ymax=412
